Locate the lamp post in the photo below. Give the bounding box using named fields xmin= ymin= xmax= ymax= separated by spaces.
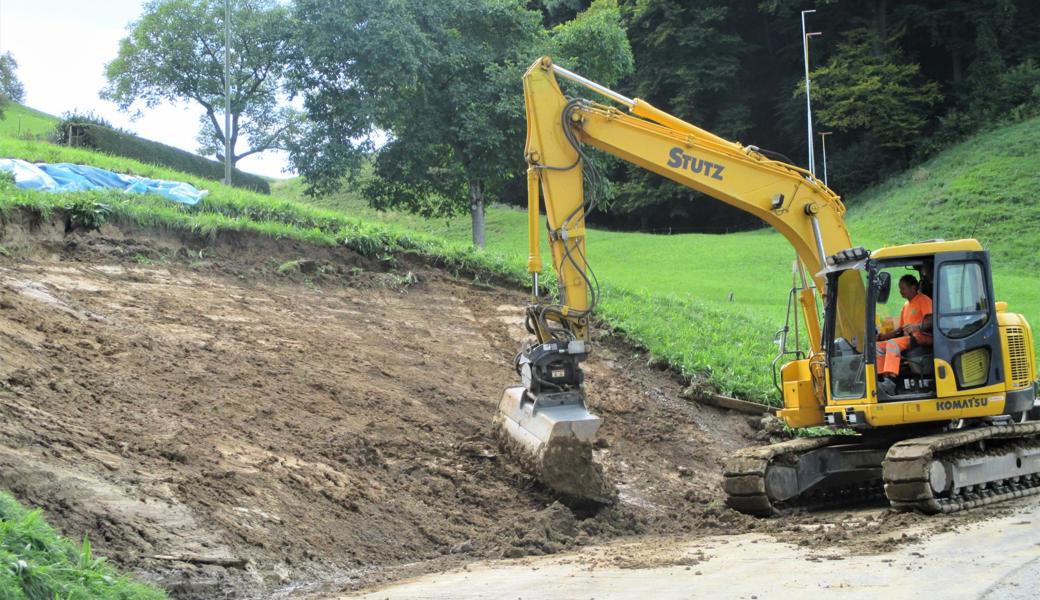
xmin=801 ymin=10 xmax=821 ymax=176
xmin=818 ymin=131 xmax=832 ymax=187
xmin=223 ymin=0 xmax=232 ymax=185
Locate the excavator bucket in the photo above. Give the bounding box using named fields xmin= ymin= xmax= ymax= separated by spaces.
xmin=494 ymin=386 xmax=615 ymax=503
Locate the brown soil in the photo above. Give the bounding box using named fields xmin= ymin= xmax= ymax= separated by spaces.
xmin=0 ymin=210 xmax=757 ymax=597
xmin=0 ymin=210 xmax=995 ymax=599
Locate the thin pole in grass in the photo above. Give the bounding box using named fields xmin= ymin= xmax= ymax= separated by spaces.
xmin=223 ymin=0 xmax=232 ymax=186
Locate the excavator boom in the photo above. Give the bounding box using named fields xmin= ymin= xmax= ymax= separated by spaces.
xmin=497 ymin=56 xmax=858 ymax=501
xmin=496 ymin=57 xmax=1038 ymax=513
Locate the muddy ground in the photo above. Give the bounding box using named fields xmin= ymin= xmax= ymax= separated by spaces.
xmin=0 ymin=211 xmax=1000 ymax=599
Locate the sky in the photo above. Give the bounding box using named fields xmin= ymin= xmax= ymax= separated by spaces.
xmin=0 ymin=0 xmax=293 ymax=178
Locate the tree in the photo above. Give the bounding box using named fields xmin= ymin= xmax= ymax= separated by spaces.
xmin=601 ymin=0 xmax=760 ymax=232
xmin=808 ymin=29 xmax=941 ymax=153
xmin=102 ymin=0 xmax=298 ymax=168
xmin=0 ymin=52 xmax=26 ymax=116
xmin=288 ymin=0 xmax=633 ymax=248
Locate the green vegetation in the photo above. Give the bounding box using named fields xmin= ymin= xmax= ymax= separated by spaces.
xmin=0 ymin=134 xmax=529 ymax=291
xmin=0 ymin=104 xmax=57 ymax=140
xmin=104 ymin=0 xmax=298 ymax=169
xmin=55 ymin=118 xmax=270 ymax=194
xmin=0 ymin=51 xmax=26 ymax=119
xmin=0 ymin=492 xmax=165 ymax=599
xmin=849 ymin=116 xmax=1040 ymax=273
xmin=279 ymin=1 xmax=1040 ymax=237
xmin=288 ymin=0 xmax=632 ymax=248
xmin=0 ymin=104 xmax=270 ymax=193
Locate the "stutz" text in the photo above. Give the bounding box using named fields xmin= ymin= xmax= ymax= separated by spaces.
xmin=667 ymin=147 xmax=725 ymax=181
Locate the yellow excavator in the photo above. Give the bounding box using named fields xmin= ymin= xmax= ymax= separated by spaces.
xmin=493 ymin=57 xmax=1040 ymax=515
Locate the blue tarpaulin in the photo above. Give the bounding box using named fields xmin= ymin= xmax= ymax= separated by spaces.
xmin=0 ymin=158 xmax=208 ymax=206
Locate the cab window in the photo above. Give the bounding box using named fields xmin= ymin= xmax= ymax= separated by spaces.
xmin=937 ymin=262 xmax=989 ymax=339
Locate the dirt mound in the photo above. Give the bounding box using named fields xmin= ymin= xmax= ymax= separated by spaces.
xmin=0 ymin=210 xmax=771 ymax=598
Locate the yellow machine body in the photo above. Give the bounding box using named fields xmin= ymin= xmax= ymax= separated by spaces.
xmin=505 ymin=57 xmax=1038 ymax=504
xmin=778 ymin=239 xmax=1036 ymax=429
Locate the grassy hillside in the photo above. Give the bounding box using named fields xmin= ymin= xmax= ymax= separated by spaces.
xmin=0 ymin=103 xmax=59 ymax=139
xmin=849 ymin=116 xmax=1040 ymax=324
xmin=274 ymin=180 xmax=794 ymax=315
xmin=849 ymin=116 xmax=1040 ymax=271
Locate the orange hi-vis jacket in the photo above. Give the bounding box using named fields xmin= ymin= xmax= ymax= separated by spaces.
xmin=876 ymin=292 xmax=933 ymax=377
xmin=900 ymin=292 xmax=933 ymax=346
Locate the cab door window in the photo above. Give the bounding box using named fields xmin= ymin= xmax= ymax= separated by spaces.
xmin=937 ymin=262 xmax=989 ymax=339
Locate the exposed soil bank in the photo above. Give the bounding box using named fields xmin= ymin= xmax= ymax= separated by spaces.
xmin=0 ymin=211 xmax=996 ymax=598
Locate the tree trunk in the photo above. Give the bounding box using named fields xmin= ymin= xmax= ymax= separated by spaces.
xmin=873 ymin=0 xmax=888 ymax=56
xmin=469 ymin=180 xmax=486 ymax=249
xmin=951 ymin=46 xmax=963 ymax=87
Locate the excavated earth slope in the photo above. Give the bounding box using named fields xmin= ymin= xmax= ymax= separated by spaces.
xmin=0 ymin=211 xmax=1006 ymax=599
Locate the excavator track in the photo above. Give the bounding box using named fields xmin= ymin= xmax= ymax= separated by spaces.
xmin=883 ymin=422 xmax=1040 ymax=514
xmin=723 ymin=436 xmax=887 ymax=516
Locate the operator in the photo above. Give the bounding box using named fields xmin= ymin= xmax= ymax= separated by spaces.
xmin=876 ymin=274 xmax=932 ymax=394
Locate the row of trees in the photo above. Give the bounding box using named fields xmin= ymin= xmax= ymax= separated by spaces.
xmin=104 ymin=0 xmax=1040 ymax=244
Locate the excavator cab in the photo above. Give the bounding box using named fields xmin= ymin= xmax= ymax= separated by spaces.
xmin=735 ymin=241 xmax=1039 ymax=515
xmin=811 ymin=240 xmax=1036 ymax=429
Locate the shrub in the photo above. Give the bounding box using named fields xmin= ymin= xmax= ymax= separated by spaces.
xmin=52 ymin=114 xmax=270 ymax=194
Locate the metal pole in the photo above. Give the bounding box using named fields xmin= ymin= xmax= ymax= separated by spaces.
xmin=223 ymin=0 xmax=232 ymax=185
xmin=801 ymin=10 xmax=817 ymax=176
xmin=818 ymin=131 xmax=832 ymax=186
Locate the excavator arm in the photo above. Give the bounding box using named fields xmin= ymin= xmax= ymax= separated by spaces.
xmin=496 ymin=57 xmax=865 ymax=502
xmin=523 ymin=56 xmax=863 ymax=352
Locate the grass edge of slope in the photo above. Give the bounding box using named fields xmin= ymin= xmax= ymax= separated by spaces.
xmin=0 ymin=184 xmax=779 ymax=404
xmin=0 ymin=491 xmax=166 ymax=599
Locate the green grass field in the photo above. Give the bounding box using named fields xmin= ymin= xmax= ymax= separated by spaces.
xmin=0 ymin=103 xmax=59 ymax=140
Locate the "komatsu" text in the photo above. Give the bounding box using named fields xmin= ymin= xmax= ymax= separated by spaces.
xmin=936 ymin=397 xmax=989 ymax=411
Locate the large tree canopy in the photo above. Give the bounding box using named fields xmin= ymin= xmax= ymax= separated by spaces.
xmin=808 ymin=29 xmax=942 ymax=154
xmin=103 ymin=0 xmax=299 ymax=168
xmin=288 ymin=0 xmax=633 ymax=247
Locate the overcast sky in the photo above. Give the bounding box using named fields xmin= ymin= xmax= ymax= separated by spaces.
xmin=0 ymin=0 xmax=292 ymax=178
